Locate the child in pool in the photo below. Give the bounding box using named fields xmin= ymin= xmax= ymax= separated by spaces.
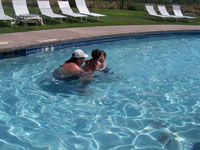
xmin=83 ymin=49 xmax=102 ymax=73
xmin=96 ymin=50 xmax=107 ymax=72
xmin=97 ymin=51 xmax=113 ymax=74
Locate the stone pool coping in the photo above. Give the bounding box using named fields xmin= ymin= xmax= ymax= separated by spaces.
xmin=0 ymin=25 xmax=200 ymax=53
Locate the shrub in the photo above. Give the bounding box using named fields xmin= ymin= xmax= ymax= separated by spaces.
xmin=128 ymin=3 xmax=144 ymax=11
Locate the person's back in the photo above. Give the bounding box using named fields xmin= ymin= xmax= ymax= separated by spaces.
xmin=62 ymin=59 xmax=84 ymax=73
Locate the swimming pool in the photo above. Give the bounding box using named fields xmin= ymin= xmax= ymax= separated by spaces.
xmin=0 ymin=32 xmax=200 ymax=150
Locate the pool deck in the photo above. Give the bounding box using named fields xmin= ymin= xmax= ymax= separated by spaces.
xmin=0 ymin=25 xmax=200 ymax=53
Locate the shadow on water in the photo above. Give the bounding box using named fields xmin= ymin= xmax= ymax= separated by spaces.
xmin=192 ymin=142 xmax=200 ymax=150
xmin=38 ymin=75 xmax=92 ymax=96
xmin=38 ymin=67 xmax=123 ymax=97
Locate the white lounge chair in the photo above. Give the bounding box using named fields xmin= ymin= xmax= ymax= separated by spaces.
xmin=145 ymin=4 xmax=171 ymax=20
xmin=37 ymin=0 xmax=66 ymax=22
xmin=157 ymin=5 xmax=184 ymax=19
xmin=172 ymin=4 xmax=196 ymax=19
xmin=75 ymin=0 xmax=106 ymax=21
xmin=12 ymin=0 xmax=43 ymax=26
xmin=57 ymin=0 xmax=87 ymax=22
xmin=0 ymin=0 xmax=14 ymax=24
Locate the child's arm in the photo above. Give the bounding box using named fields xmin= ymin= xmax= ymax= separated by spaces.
xmin=95 ymin=61 xmax=102 ymax=70
xmin=96 ymin=62 xmax=107 ymax=71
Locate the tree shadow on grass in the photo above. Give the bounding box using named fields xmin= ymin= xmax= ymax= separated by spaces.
xmin=144 ymin=16 xmax=193 ymax=23
xmin=0 ymin=21 xmax=11 ymax=28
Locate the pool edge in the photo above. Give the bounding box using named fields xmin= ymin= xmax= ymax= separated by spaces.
xmin=1 ymin=25 xmax=200 ymax=57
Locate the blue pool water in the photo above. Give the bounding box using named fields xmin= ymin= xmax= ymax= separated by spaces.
xmin=0 ymin=32 xmax=200 ymax=150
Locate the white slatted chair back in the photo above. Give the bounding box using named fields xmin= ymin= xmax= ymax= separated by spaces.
xmin=58 ymin=0 xmax=73 ymax=14
xmin=172 ymin=4 xmax=183 ymax=17
xmin=0 ymin=0 xmax=5 ymax=16
xmin=0 ymin=0 xmax=14 ymax=21
xmin=37 ymin=0 xmax=54 ymax=15
xmin=75 ymin=0 xmax=90 ymax=14
xmin=158 ymin=5 xmax=170 ymax=16
xmin=12 ymin=0 xmax=29 ymax=16
xmin=145 ymin=4 xmax=158 ymax=16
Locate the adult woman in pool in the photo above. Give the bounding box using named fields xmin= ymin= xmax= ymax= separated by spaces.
xmin=53 ymin=49 xmax=89 ymax=80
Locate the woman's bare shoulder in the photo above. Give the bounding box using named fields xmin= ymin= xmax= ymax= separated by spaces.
xmin=62 ymin=63 xmax=84 ymax=72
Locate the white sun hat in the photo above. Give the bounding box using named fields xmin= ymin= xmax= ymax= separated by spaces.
xmin=73 ymin=49 xmax=88 ymax=58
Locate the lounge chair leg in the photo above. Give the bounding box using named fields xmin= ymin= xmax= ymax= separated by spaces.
xmin=43 ymin=18 xmax=46 ymax=24
xmin=10 ymin=20 xmax=15 ymax=26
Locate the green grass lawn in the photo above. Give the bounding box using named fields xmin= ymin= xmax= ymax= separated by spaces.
xmin=0 ymin=7 xmax=200 ymax=34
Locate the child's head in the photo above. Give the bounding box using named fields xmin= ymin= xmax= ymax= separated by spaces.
xmin=99 ymin=51 xmax=106 ymax=63
xmin=92 ymin=49 xmax=102 ymax=60
xmin=102 ymin=51 xmax=106 ymax=58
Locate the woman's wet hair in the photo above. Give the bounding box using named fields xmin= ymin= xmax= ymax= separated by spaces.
xmin=92 ymin=49 xmax=102 ymax=60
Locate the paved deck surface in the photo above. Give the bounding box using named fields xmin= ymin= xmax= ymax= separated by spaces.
xmin=0 ymin=25 xmax=200 ymax=53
